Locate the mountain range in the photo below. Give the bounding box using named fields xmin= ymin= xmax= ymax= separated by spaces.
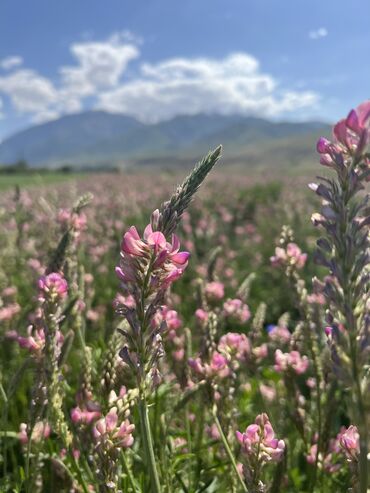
xmin=0 ymin=111 xmax=331 ymax=169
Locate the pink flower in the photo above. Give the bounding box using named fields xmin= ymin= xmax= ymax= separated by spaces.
xmin=259 ymin=384 xmax=276 ymax=402
xmin=38 ymin=273 xmax=68 ymax=302
xmin=338 ymin=425 xmax=360 ymax=461
xmin=0 ymin=303 xmax=20 ymax=321
xmin=205 ymin=281 xmax=225 ymax=302
xmin=223 ymin=299 xmax=251 ymax=324
xmin=93 ymin=407 xmax=135 ymax=450
xmin=271 ymin=243 xmax=307 ymax=269
xmin=71 ymin=405 xmax=101 ymax=425
xmin=267 ymin=325 xmax=291 ymax=344
xmin=19 ymin=421 xmax=51 ymax=444
xmin=188 ymin=351 xmax=230 ymax=380
xmin=236 ymin=413 xmax=285 ymax=463
xmin=317 ymin=100 xmax=370 ymax=166
xmin=274 ymin=349 xmax=309 ymax=375
xmin=218 ymin=332 xmax=251 ymax=362
xmin=116 ymin=223 xmax=189 ymax=291
xmin=195 ymin=308 xmax=208 ymax=323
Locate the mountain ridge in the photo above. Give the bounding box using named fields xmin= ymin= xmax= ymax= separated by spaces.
xmin=0 ymin=111 xmax=331 ymax=168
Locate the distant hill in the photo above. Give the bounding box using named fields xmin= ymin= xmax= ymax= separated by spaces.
xmin=0 ymin=111 xmax=331 ymax=169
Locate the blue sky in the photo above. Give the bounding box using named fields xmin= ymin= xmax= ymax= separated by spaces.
xmin=0 ymin=0 xmax=369 ymax=140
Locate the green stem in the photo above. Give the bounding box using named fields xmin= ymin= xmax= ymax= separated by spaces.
xmin=212 ymin=408 xmax=248 ymax=493
xmin=70 ymin=450 xmax=90 ymax=493
xmin=138 ymin=396 xmax=161 ymax=493
xmin=121 ymin=450 xmax=138 ymax=493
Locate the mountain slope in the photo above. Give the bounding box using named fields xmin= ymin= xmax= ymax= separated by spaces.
xmin=0 ymin=111 xmax=330 ymax=168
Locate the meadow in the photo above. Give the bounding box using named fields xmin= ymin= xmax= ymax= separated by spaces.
xmin=0 ymin=102 xmax=369 ymax=493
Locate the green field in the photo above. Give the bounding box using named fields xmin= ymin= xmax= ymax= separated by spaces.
xmin=0 ymin=172 xmax=86 ymax=190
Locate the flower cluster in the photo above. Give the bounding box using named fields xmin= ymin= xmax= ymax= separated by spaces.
xmin=7 ymin=324 xmax=63 ymax=358
xmin=18 ymin=421 xmax=51 ymax=445
xmin=222 ymin=298 xmax=250 ymax=324
xmin=236 ymin=414 xmax=285 ymax=491
xmin=188 ymin=351 xmax=231 ymax=380
xmin=317 ymin=101 xmax=370 ymax=169
xmin=274 ymin=349 xmax=309 ymax=375
xmin=339 ymin=425 xmax=360 ymax=462
xmin=38 ymin=272 xmax=68 ymax=303
xmin=93 ymin=407 xmax=135 ymax=451
xmin=236 ymin=413 xmax=285 ymax=463
xmin=116 ymin=223 xmax=189 ymax=294
xmin=218 ymin=332 xmax=250 ymax=363
xmin=270 ymin=242 xmax=307 ymax=269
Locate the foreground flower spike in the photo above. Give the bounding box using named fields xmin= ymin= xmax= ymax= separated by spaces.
xmin=236 ymin=413 xmax=285 ymax=492
xmin=312 ymin=100 xmax=370 ymax=493
xmin=93 ymin=407 xmax=135 ymax=490
xmin=115 ymin=146 xmax=222 ymax=493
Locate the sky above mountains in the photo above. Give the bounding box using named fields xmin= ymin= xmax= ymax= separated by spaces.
xmin=0 ymin=0 xmax=369 ymax=140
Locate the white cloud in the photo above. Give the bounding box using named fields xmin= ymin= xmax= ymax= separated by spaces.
xmin=0 ymin=69 xmax=58 ymax=113
xmin=0 ymin=34 xmax=319 ymax=126
xmin=98 ymin=53 xmax=318 ymax=122
xmin=60 ymin=34 xmax=139 ymax=99
xmin=0 ymin=56 xmax=23 ymax=70
xmin=309 ymin=28 xmax=328 ymax=40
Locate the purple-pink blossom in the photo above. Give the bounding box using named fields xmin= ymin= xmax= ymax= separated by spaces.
xmin=93 ymin=407 xmax=135 ymax=449
xmin=223 ymin=298 xmax=251 ymax=324
xmin=218 ymin=332 xmax=251 ymax=362
xmin=188 ymin=351 xmax=230 ymax=380
xmin=270 ymin=242 xmax=307 ymax=269
xmin=116 ymin=223 xmax=189 ymax=291
xmin=274 ymin=349 xmax=309 ymax=375
xmin=338 ymin=425 xmax=360 ymax=461
xmin=236 ymin=413 xmax=285 ymax=463
xmin=38 ymin=272 xmax=68 ymax=302
xmin=204 ymin=281 xmax=225 ymax=302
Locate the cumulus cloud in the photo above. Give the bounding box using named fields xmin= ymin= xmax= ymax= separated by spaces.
xmin=309 ymin=28 xmax=328 ymax=40
xmin=0 ymin=34 xmax=138 ymax=122
xmin=0 ymin=69 xmax=58 ymax=113
xmin=0 ymin=56 xmax=23 ymax=70
xmin=0 ymin=33 xmax=319 ymax=125
xmin=98 ymin=53 xmax=318 ymax=122
xmin=60 ymin=33 xmax=139 ymax=98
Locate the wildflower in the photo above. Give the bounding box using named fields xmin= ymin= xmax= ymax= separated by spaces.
xmin=0 ymin=303 xmax=20 ymax=321
xmin=223 ymin=298 xmax=251 ymax=324
xmin=274 ymin=349 xmax=309 ymax=375
xmin=204 ymin=281 xmax=225 ymax=302
xmin=71 ymin=405 xmax=101 ymax=425
xmin=93 ymin=407 xmax=135 ymax=450
xmin=195 ymin=308 xmax=209 ymax=324
xmin=339 ymin=426 xmax=360 ymax=461
xmin=267 ymin=324 xmax=291 ymax=344
xmin=218 ymin=332 xmax=250 ymax=362
xmin=236 ymin=413 xmax=285 ymax=463
xmin=18 ymin=421 xmax=51 ymax=445
xmin=259 ymin=384 xmax=276 ymax=402
xmin=116 ymin=223 xmax=190 ymax=292
xmin=270 ymin=242 xmax=307 ymax=269
xmin=188 ymin=351 xmax=230 ymax=380
xmin=38 ymin=272 xmax=68 ymax=303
